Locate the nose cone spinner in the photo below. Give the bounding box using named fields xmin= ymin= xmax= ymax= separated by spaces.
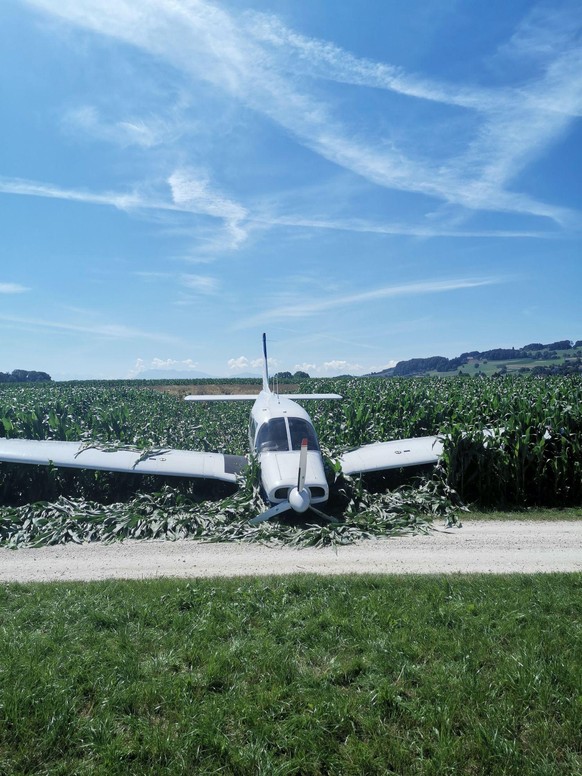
xmin=289 ymin=486 xmax=310 ymax=513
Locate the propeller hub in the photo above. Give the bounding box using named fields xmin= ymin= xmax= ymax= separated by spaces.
xmin=289 ymin=487 xmax=310 ymax=513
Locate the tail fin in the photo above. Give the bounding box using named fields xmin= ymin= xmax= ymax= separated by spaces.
xmin=262 ymin=332 xmax=270 ymax=393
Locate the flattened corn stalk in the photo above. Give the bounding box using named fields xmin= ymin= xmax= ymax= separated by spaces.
xmin=0 ymin=373 xmax=581 ymax=547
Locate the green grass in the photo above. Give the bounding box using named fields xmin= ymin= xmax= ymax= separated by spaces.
xmin=1 ymin=574 xmax=581 ymax=774
xmin=464 ymin=507 xmax=582 ymax=521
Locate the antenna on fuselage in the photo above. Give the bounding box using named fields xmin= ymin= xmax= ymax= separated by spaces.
xmin=262 ymin=332 xmax=270 ymax=393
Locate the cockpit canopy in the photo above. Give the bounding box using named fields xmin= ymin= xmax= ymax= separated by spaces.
xmin=255 ymin=417 xmax=320 ymax=453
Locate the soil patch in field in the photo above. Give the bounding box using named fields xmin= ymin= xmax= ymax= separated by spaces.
xmin=148 ymin=383 xmax=299 ymax=399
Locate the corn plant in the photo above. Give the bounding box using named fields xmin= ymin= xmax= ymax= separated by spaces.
xmin=1 ymin=374 xmax=581 ymax=548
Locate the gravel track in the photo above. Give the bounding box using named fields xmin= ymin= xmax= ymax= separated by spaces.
xmin=1 ymin=521 xmax=581 ymax=583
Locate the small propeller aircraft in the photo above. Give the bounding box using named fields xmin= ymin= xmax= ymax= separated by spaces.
xmin=0 ymin=334 xmax=444 ymax=524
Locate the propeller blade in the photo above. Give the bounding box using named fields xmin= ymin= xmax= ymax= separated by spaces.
xmin=308 ymin=505 xmax=339 ymax=523
xmin=249 ymin=500 xmax=292 ymax=525
xmin=298 ymin=437 xmax=308 ymax=491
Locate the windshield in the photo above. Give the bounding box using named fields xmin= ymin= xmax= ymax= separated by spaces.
xmin=288 ymin=417 xmax=320 ymax=451
xmin=255 ymin=417 xmax=320 ymax=453
xmin=255 ymin=418 xmax=289 ymax=452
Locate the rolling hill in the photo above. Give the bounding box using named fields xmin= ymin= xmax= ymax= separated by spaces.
xmin=371 ymin=339 xmax=582 ymax=378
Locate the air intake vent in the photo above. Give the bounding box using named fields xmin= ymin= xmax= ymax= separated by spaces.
xmin=274 ymin=488 xmax=289 ymax=500
xmin=309 ymin=487 xmax=326 ymax=498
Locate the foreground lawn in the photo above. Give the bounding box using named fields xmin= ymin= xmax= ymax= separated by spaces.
xmin=465 ymin=507 xmax=582 ymax=521
xmin=1 ymin=575 xmax=581 ymax=775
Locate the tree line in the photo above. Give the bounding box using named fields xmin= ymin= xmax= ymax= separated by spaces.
xmin=0 ymin=370 xmax=52 ymax=383
xmin=382 ymin=339 xmax=581 ymax=377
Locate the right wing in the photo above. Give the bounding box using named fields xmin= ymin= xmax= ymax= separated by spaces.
xmin=339 ymin=436 xmax=443 ymax=476
xmin=0 ymin=439 xmax=247 ymax=483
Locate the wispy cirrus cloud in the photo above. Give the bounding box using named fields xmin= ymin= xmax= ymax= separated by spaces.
xmin=0 ymin=313 xmax=180 ymax=343
xmin=236 ymin=276 xmax=503 ymax=329
xmin=0 ymin=283 xmax=30 ymax=294
xmin=169 ymin=168 xmax=248 ymax=249
xmin=0 ymin=169 xmax=249 ymax=249
xmin=63 ymin=105 xmax=181 ymax=148
xmin=0 ymin=173 xmax=554 ymax=241
xmin=0 ymin=176 xmax=143 ymax=210
xmin=22 ymin=0 xmax=581 ymax=226
xmin=180 ymin=273 xmax=219 ymax=294
xmin=249 ymin=7 xmax=582 ymax=117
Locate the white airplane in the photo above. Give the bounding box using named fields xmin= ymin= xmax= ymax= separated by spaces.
xmin=0 ymin=334 xmax=443 ymax=524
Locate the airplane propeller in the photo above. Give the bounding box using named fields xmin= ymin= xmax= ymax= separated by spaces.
xmin=249 ymin=438 xmax=338 ymax=525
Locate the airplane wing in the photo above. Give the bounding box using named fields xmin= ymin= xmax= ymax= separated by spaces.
xmin=0 ymin=439 xmax=247 ymax=483
xmin=278 ymin=394 xmax=342 ymax=400
xmin=339 ymin=435 xmax=443 ymax=476
xmin=184 ymin=395 xmax=259 ymax=401
xmin=184 ymin=393 xmax=342 ymax=401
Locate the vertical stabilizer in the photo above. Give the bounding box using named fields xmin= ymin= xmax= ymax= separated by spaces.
xmin=262 ymin=332 xmax=271 ymax=393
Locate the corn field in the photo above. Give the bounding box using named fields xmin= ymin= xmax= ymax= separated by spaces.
xmin=0 ymin=375 xmax=580 ymax=547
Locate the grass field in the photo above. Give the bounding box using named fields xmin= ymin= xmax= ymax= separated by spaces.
xmin=464 ymin=507 xmax=582 ymax=521
xmin=1 ymin=573 xmax=581 ymax=775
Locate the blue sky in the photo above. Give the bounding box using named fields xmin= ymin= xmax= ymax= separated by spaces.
xmin=1 ymin=0 xmax=580 ymax=379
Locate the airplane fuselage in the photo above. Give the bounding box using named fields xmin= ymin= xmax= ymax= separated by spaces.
xmin=249 ymin=390 xmax=329 ymax=506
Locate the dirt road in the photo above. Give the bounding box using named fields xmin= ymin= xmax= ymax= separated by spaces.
xmin=1 ymin=520 xmax=581 ymax=583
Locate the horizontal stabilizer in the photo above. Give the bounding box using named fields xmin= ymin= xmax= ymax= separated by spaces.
xmin=0 ymin=438 xmax=247 ymax=483
xmin=340 ymin=436 xmax=443 ymax=475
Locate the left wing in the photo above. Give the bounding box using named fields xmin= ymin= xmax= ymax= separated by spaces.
xmin=339 ymin=436 xmax=443 ymax=476
xmin=0 ymin=439 xmax=247 ymax=483
xmin=184 ymin=393 xmax=342 ymax=401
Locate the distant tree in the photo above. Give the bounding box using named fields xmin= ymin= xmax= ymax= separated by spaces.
xmin=273 ymin=371 xmax=293 ymax=380
xmin=393 ymin=356 xmax=451 ymax=376
xmin=543 ymin=340 xmax=572 ymax=350
xmin=481 ymin=348 xmax=526 ymax=361
xmin=0 ymin=369 xmax=51 ymax=383
xmin=293 ymin=370 xmax=310 ymax=379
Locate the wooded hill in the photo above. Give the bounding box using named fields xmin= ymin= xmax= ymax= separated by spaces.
xmin=371 ymin=339 xmax=582 ymax=378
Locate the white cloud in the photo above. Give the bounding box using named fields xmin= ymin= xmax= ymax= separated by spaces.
xmin=0 ymin=175 xmax=143 ymax=211
xmin=228 ymin=355 xmax=276 ymax=371
xmin=1 ymin=174 xmax=552 ymax=241
xmin=64 ymin=105 xmax=177 ymax=148
xmin=151 ymin=357 xmax=199 ymax=370
xmin=21 ymin=0 xmax=582 ymax=226
xmin=228 ymin=356 xmax=249 ymax=371
xmin=0 ymin=313 xmax=178 ymax=343
xmin=322 ymin=359 xmax=362 ymax=373
xmin=292 ymin=362 xmax=316 ymax=374
xmin=128 ymin=356 xmax=200 ymax=378
xmin=237 ymin=276 xmax=503 ymax=329
xmin=0 ymin=283 xmax=29 ymax=294
xmin=0 ymin=170 xmax=249 ymax=247
xmin=180 ymin=273 xmax=219 ymax=294
xmin=292 ymin=360 xmax=364 ymax=376
xmin=169 ymin=168 xmax=249 ymax=249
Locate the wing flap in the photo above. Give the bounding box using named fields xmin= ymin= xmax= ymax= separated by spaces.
xmin=0 ymin=439 xmax=247 ymax=483
xmin=340 ymin=436 xmax=443 ymax=475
